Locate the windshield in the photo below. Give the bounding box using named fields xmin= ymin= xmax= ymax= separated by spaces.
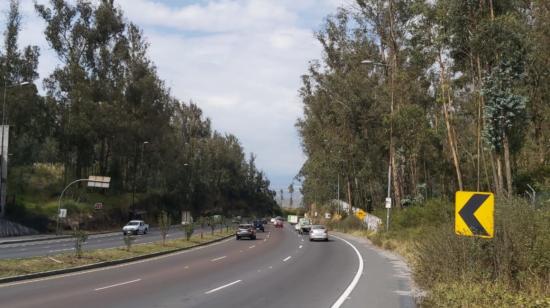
xmin=127 ymin=222 xmax=139 ymax=226
xmin=311 ymin=225 xmax=325 ymax=230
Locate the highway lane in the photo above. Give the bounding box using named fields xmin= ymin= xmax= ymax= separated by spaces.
xmin=0 ymin=226 xmax=217 ymax=259
xmin=0 ymin=223 xmax=415 ymax=308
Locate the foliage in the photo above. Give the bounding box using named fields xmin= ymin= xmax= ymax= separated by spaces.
xmin=0 ymin=0 xmax=280 ymax=226
xmin=297 ymin=0 xmax=550 ymax=213
xmin=123 ymin=234 xmax=136 ymax=252
xmin=157 ymin=210 xmax=171 ymax=246
xmin=72 ymin=229 xmax=88 ymax=259
xmin=181 ymin=223 xmax=194 ymax=241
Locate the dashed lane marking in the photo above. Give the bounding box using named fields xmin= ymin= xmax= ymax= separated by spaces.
xmin=94 ymin=279 xmax=141 ymax=291
xmin=204 ymin=280 xmax=242 ymax=294
xmin=299 ymin=245 xmax=303 ymax=249
xmin=211 ymin=256 xmax=227 ymax=262
xmin=249 ymin=245 xmax=255 ymax=249
xmin=283 ymin=256 xmax=292 ymax=262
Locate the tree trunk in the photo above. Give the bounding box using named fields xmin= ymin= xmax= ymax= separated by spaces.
xmin=503 ymin=133 xmax=513 ymax=198
xmin=438 ymin=53 xmax=463 ymax=191
xmin=496 ymin=154 xmax=504 ymax=196
xmin=347 ymin=178 xmax=352 ymax=214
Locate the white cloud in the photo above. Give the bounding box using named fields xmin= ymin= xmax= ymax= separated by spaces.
xmin=4 ymin=0 xmax=341 ymax=191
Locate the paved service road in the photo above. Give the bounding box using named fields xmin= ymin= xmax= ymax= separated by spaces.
xmin=0 ymin=226 xmax=214 ymax=259
xmin=0 ymin=224 xmax=415 ymax=308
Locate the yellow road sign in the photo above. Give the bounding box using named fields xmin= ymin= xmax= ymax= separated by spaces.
xmin=455 ymin=191 xmax=494 ymax=238
xmin=355 ymin=209 xmax=367 ymax=221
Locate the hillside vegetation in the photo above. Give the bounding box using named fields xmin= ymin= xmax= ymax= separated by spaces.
xmin=0 ymin=0 xmax=280 ymax=231
xmin=296 ymin=0 xmax=550 ymax=306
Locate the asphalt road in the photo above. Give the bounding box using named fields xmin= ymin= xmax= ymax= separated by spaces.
xmin=0 ymin=223 xmax=415 ymax=308
xmin=0 ymin=226 xmax=214 ymax=259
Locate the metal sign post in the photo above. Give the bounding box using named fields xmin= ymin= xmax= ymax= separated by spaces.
xmin=56 ymin=176 xmax=111 ymax=235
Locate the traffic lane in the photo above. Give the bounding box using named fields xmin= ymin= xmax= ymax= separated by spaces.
xmin=196 ymin=229 xmax=359 ymax=308
xmin=336 ymin=232 xmax=416 ymax=308
xmin=0 ymin=225 xmax=284 ymax=308
xmin=116 ymin=225 xmax=300 ymax=308
xmin=0 ymin=226 xmax=215 ymax=259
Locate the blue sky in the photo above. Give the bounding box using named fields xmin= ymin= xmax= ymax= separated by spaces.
xmin=5 ymin=0 xmax=345 ymax=196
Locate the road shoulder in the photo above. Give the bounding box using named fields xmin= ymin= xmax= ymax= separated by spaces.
xmin=331 ymin=231 xmax=421 ymax=308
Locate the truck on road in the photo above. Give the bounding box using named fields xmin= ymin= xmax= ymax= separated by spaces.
xmin=287 ymin=215 xmax=299 ymax=224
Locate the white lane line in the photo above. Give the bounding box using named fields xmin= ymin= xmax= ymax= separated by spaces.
xmin=330 ymin=235 xmax=364 ymax=308
xmin=48 ymin=248 xmax=74 ymax=253
xmin=299 ymin=245 xmax=303 ymax=249
xmin=211 ymin=256 xmax=227 ymax=262
xmin=283 ymin=256 xmax=292 ymax=262
xmin=301 ymin=238 xmax=304 ymax=242
xmin=249 ymin=245 xmax=255 ymax=249
xmin=94 ymin=279 xmax=141 ymax=291
xmin=204 ymin=280 xmax=242 ymax=294
xmin=263 ymin=239 xmax=267 ymax=242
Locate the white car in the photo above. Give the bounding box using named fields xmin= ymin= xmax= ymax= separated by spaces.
xmin=309 ymin=225 xmax=328 ymax=241
xmin=122 ymin=220 xmax=149 ymax=235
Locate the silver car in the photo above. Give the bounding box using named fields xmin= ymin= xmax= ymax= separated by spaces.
xmin=309 ymin=225 xmax=328 ymax=241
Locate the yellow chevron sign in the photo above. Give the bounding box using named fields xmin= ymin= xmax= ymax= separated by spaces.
xmin=455 ymin=191 xmax=494 ymax=238
xmin=355 ymin=209 xmax=367 ymax=221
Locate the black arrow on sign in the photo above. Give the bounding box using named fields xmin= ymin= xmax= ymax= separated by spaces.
xmin=459 ymin=194 xmax=490 ymax=236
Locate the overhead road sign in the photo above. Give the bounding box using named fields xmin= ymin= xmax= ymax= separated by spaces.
xmin=88 ymin=176 xmax=111 ymax=188
xmin=455 ymin=191 xmax=494 ymax=238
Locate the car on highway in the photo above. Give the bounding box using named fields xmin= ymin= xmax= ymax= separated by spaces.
xmin=309 ymin=225 xmax=328 ymax=241
xmin=275 ymin=219 xmax=283 ymax=228
xmin=253 ymin=220 xmax=265 ymax=232
xmin=236 ymin=224 xmax=256 ymax=240
xmin=122 ymin=220 xmax=149 ymax=235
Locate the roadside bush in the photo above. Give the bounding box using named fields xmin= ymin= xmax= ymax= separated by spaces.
xmin=414 ymin=198 xmax=550 ymax=305
xmin=73 ymin=229 xmax=88 ymax=258
xmin=123 ymin=234 xmax=136 ymax=252
xmin=331 ymin=215 xmax=363 ymax=232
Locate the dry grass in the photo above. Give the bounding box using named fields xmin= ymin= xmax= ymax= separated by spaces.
xmin=0 ymin=230 xmax=233 ymax=278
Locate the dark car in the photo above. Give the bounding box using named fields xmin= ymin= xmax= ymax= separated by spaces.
xmin=253 ymin=220 xmax=265 ymax=232
xmin=236 ymin=224 xmax=256 ymax=240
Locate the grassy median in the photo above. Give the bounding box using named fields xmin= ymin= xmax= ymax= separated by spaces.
xmin=0 ymin=229 xmax=233 ymax=279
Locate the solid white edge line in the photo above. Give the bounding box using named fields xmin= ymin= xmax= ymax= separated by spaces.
xmin=94 ymin=278 xmax=141 ymax=291
xmin=283 ymin=256 xmax=292 ymax=262
xmin=330 ymin=235 xmax=364 ymax=308
xmin=204 ymin=280 xmax=242 ymax=294
xmin=211 ymin=256 xmax=226 ymax=262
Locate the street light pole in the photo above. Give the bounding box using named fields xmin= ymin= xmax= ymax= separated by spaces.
xmin=0 ymin=81 xmax=30 ymax=218
xmin=361 ymin=59 xmax=393 ymax=231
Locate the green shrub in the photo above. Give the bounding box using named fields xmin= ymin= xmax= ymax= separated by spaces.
xmin=414 ymin=198 xmax=550 ymax=304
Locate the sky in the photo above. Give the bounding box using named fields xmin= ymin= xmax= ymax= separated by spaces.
xmin=2 ymin=0 xmax=345 ymax=196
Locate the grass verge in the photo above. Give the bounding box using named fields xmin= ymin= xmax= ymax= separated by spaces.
xmin=0 ymin=229 xmax=233 ymax=278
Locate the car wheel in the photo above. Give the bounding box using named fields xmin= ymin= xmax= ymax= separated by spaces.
xmin=236 ymin=236 xmax=240 ymax=240
xmin=134 ymin=230 xmax=138 ymax=235
xmin=144 ymin=229 xmax=148 ymax=234
xmin=325 ymin=238 xmax=329 ymax=242
xmin=309 ymin=238 xmax=313 ymax=242
xmin=252 ymin=236 xmax=256 ymax=240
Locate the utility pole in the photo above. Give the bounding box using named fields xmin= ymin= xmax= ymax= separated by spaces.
xmin=0 ymin=81 xmax=30 ymax=217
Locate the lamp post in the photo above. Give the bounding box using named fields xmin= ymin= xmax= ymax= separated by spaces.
xmin=0 ymin=81 xmax=30 ymax=217
xmin=361 ymin=59 xmax=393 ymax=231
